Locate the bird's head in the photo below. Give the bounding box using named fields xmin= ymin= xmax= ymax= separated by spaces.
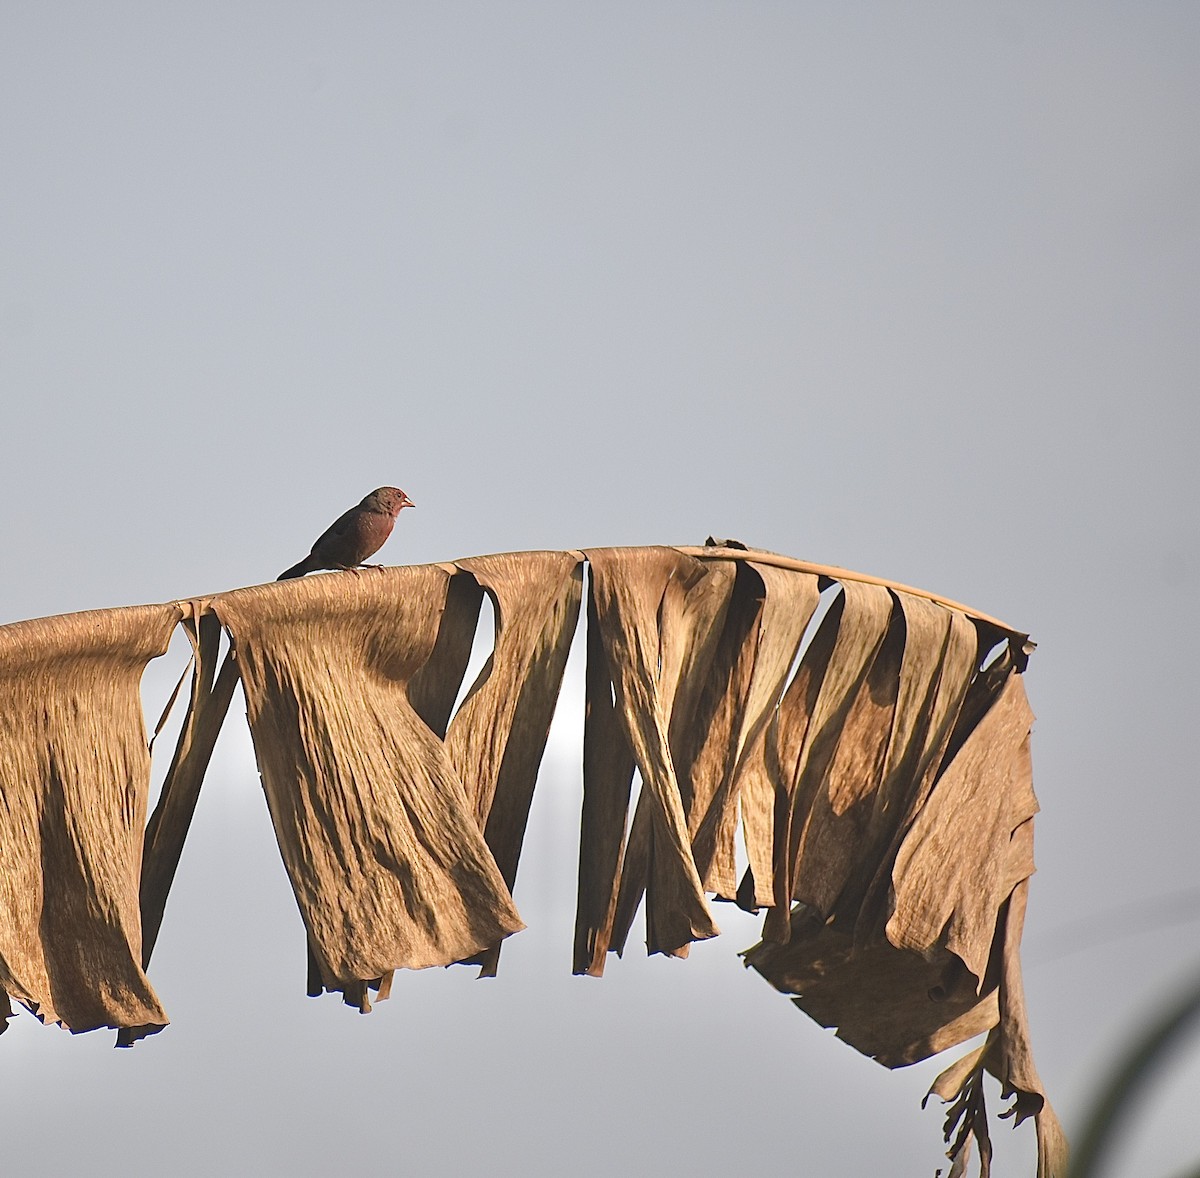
xmin=365 ymin=486 xmax=415 ymax=516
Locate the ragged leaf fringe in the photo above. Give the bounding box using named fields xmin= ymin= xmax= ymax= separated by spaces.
xmin=0 ymin=545 xmax=1059 ymax=1176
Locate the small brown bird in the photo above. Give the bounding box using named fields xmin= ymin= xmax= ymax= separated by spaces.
xmin=277 ymin=487 xmax=414 ymax=580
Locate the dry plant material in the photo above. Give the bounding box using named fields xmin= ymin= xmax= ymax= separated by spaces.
xmin=139 ymin=608 xmax=239 ymax=963
xmin=733 ymin=583 xmax=1062 ymax=1178
xmin=445 ymin=551 xmax=582 ymax=975
xmin=0 ymin=605 xmax=178 ymax=1037
xmin=576 ymin=546 xmax=1060 ymax=1176
xmin=0 ymin=544 xmax=1060 ymax=1176
xmin=211 ymin=566 xmax=526 ymax=1008
xmin=578 ymin=547 xmax=735 ymax=962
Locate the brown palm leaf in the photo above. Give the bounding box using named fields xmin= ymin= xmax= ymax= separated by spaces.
xmin=0 ymin=544 xmax=1064 ymax=1177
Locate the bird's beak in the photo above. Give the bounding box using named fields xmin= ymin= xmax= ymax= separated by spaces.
xmin=401 ymin=495 xmax=415 ymax=509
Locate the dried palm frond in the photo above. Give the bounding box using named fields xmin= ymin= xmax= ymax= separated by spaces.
xmin=0 ymin=544 xmax=1061 ymax=1176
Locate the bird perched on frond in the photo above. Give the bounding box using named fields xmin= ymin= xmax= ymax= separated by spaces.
xmin=277 ymin=487 xmax=414 ymax=580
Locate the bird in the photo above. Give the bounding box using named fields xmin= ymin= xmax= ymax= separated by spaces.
xmin=277 ymin=487 xmax=414 ymax=580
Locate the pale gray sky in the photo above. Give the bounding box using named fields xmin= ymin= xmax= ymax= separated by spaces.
xmin=2 ymin=4 xmax=1197 ymax=1175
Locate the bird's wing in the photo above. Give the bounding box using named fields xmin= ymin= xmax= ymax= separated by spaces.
xmin=315 ymin=507 xmax=359 ymax=545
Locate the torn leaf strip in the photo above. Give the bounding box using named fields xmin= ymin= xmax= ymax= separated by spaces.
xmin=447 ymin=551 xmax=582 ymax=975
xmin=579 ymin=547 xmax=731 ymax=962
xmin=0 ymin=604 xmax=178 ymax=1036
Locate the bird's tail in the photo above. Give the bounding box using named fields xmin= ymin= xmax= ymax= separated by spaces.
xmin=277 ymin=556 xmax=317 ymax=580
